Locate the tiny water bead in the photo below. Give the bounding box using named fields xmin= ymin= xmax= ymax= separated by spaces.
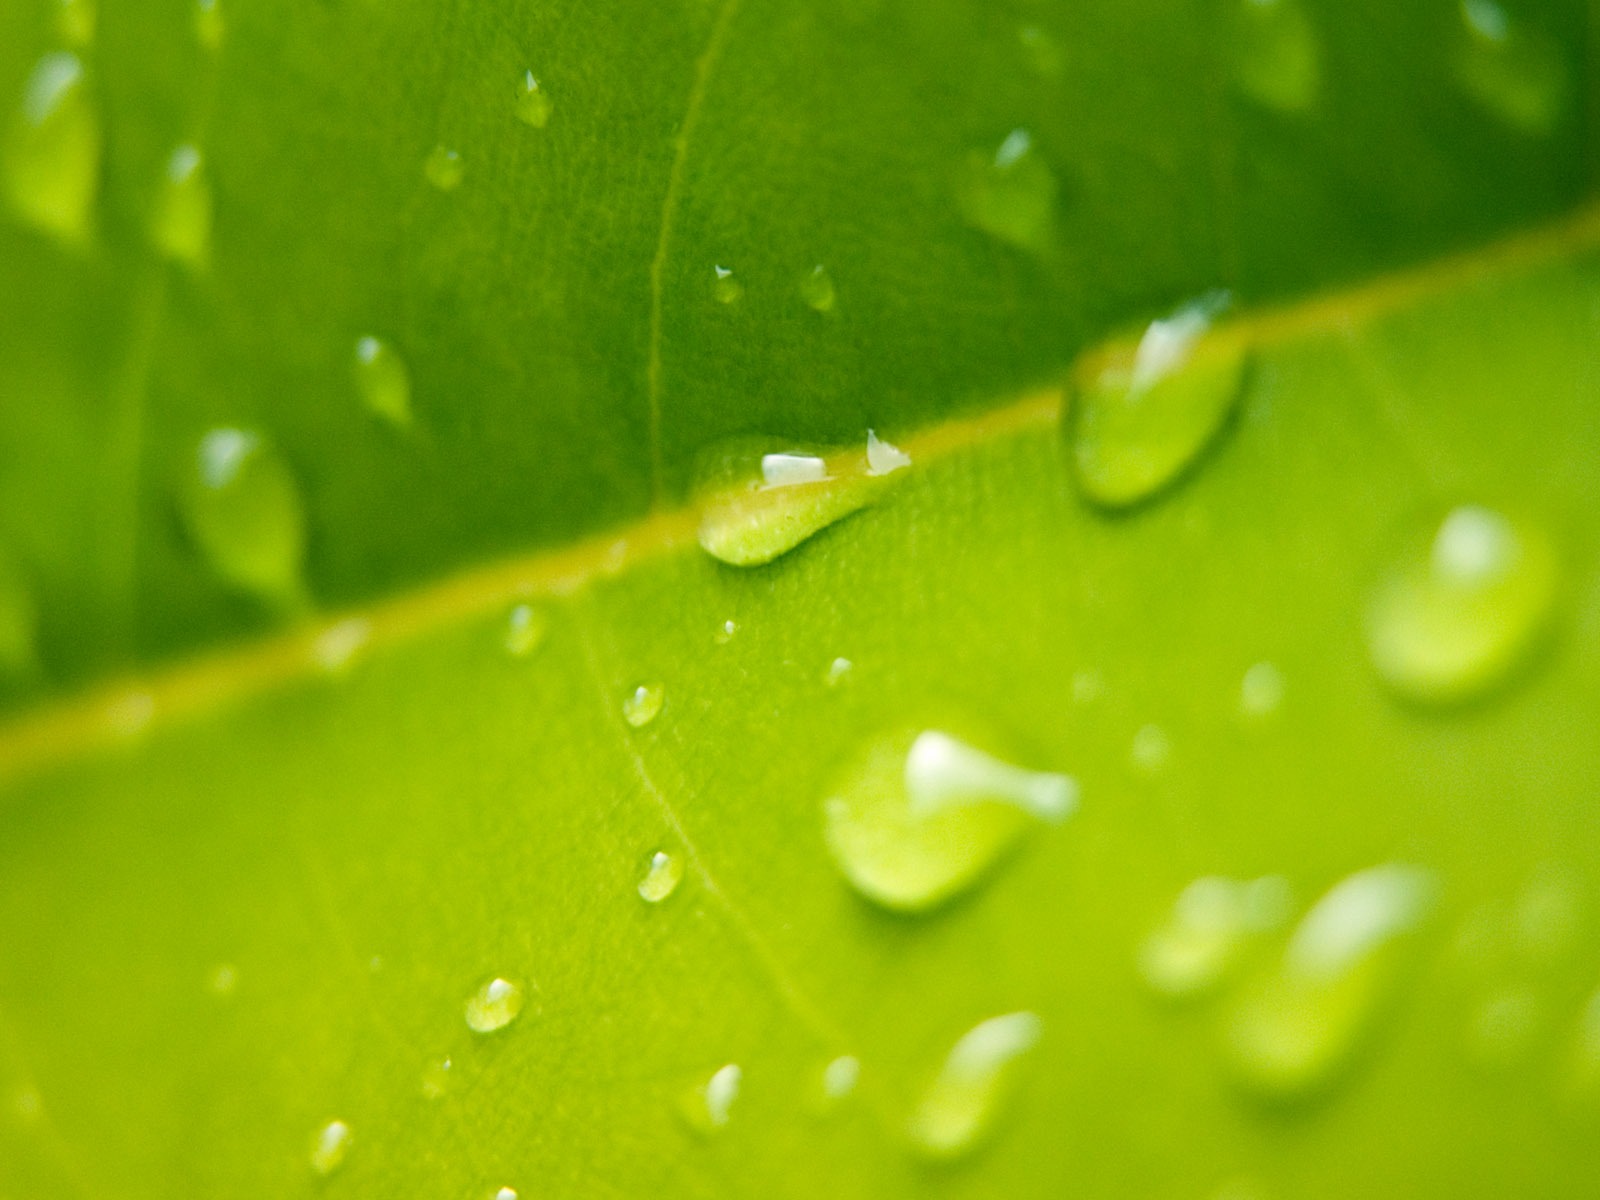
xmin=1068 ymin=291 xmax=1248 ymax=509
xmin=150 ymin=143 xmax=211 ymax=268
xmin=637 ymin=850 xmax=682 ymax=903
xmin=4 ymin=52 xmax=100 ymax=244
xmin=1455 ymin=0 xmax=1567 ymax=136
xmin=799 ymin=264 xmax=836 ymax=313
xmin=312 ymin=617 xmax=370 ymax=674
xmin=908 ymin=1012 xmax=1041 ymax=1159
xmin=1365 ymin=504 xmax=1556 ymax=705
xmin=425 ymin=145 xmax=463 ymax=191
xmin=515 ymin=71 xmax=551 ymax=128
xmin=464 ymin=976 xmax=525 ymax=1033
xmin=1228 ymin=0 xmax=1321 ymax=115
xmin=713 ymin=618 xmax=738 ymax=644
xmin=195 ymin=0 xmax=223 ymax=50
xmin=1140 ymin=875 xmax=1293 ymax=999
xmin=421 ymin=1056 xmax=454 ymax=1099
xmin=493 ymin=1189 xmax=518 ymax=1200
xmin=180 ymin=428 xmax=306 ymax=603
xmin=622 ymin=682 xmax=664 ymax=727
xmin=712 ymin=265 xmax=743 ymax=305
xmin=822 ymin=1054 xmax=860 ymax=1100
xmin=352 ymin=335 xmax=412 ymax=427
xmin=955 ymin=127 xmax=1057 ymax=255
xmin=1239 ymin=661 xmax=1284 ymax=718
xmin=505 ymin=603 xmax=548 ymax=656
xmin=824 ymin=656 xmax=853 ymax=686
xmin=309 ymin=1119 xmax=352 ymax=1175
xmin=1223 ymin=863 xmax=1436 ymax=1099
xmin=680 ymin=1063 xmax=742 ymax=1133
xmin=823 ymin=728 xmax=1077 ymax=912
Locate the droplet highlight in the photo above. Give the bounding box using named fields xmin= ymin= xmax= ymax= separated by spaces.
xmin=712 ymin=264 xmax=743 ymax=305
xmin=622 ymin=682 xmax=664 ymax=728
xmin=1229 ymin=0 xmax=1321 ymax=114
xmin=4 ymin=52 xmax=100 ymax=244
xmin=637 ymin=850 xmax=682 ymax=903
xmin=799 ymin=264 xmax=836 ymax=313
xmin=309 ymin=1119 xmax=352 ymax=1175
xmin=956 ymin=127 xmax=1057 ymax=255
xmin=180 ymin=428 xmax=306 ymax=604
xmin=515 ymin=71 xmax=551 ymax=128
xmin=1239 ymin=661 xmax=1284 ymax=718
xmin=352 ymin=335 xmax=412 ymax=427
xmin=1140 ymin=875 xmax=1292 ymax=999
xmin=424 ymin=145 xmax=463 ymax=191
xmin=824 ymin=728 xmax=1076 ymax=912
xmin=680 ymin=1063 xmax=742 ymax=1133
xmin=150 ymin=143 xmax=211 ymax=268
xmin=908 ymin=1012 xmax=1041 ymax=1159
xmin=866 ymin=428 xmax=911 ymax=476
xmin=464 ymin=976 xmax=525 ymax=1033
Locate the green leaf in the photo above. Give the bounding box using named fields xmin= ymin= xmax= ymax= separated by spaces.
xmin=3 ymin=0 xmax=1600 ymax=1195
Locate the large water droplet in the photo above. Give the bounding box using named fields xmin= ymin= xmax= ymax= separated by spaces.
xmin=908 ymin=1012 xmax=1041 ymax=1159
xmin=823 ymin=728 xmax=1076 ymax=912
xmin=1455 ymin=0 xmax=1567 ymax=135
xmin=622 ymin=682 xmax=664 ymax=728
xmin=1069 ymin=292 xmax=1247 ymax=508
xmin=425 ymin=145 xmax=463 ymax=191
xmin=1141 ymin=875 xmax=1292 ymax=999
xmin=955 ymin=128 xmax=1057 ymax=254
xmin=637 ymin=850 xmax=682 ymax=903
xmin=55 ymin=0 xmax=95 ymax=46
xmin=309 ymin=1119 xmax=352 ymax=1175
xmin=150 ymin=143 xmax=211 ymax=268
xmin=1366 ymin=505 xmax=1556 ymax=705
xmin=1229 ymin=0 xmax=1321 ymax=114
xmin=712 ymin=264 xmax=743 ymax=305
xmin=352 ymin=335 xmax=412 ymax=427
xmin=4 ymin=53 xmax=100 ymax=244
xmin=195 ymin=0 xmax=223 ymax=50
xmin=680 ymin=1063 xmax=742 ymax=1133
xmin=504 ymin=603 xmax=548 ymax=657
xmin=179 ymin=428 xmax=306 ymax=604
xmin=693 ymin=435 xmax=897 ymax=567
xmin=1223 ymin=863 xmax=1436 ymax=1099
xmin=464 ymin=976 xmax=525 ymax=1033
xmin=799 ymin=264 xmax=836 ymax=313
xmin=515 ymin=71 xmax=551 ymax=128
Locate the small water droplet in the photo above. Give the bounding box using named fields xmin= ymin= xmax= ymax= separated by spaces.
xmin=1229 ymin=0 xmax=1321 ymax=114
xmin=622 ymin=682 xmax=664 ymax=728
xmin=4 ymin=52 xmax=100 ymax=244
xmin=312 ymin=618 xmax=369 ymax=674
xmin=352 ymin=335 xmax=412 ymax=427
xmin=206 ymin=963 xmax=238 ymax=996
xmin=822 ymin=1054 xmax=860 ymax=1100
xmin=1130 ymin=723 xmax=1170 ymax=775
xmin=424 ymin=145 xmax=463 ymax=191
xmin=1017 ymin=24 xmax=1063 ymax=77
xmin=150 ymin=142 xmax=211 ymax=268
xmin=908 ymin=1012 xmax=1041 ymax=1159
xmin=1069 ymin=292 xmax=1247 ymax=508
xmin=680 ymin=1063 xmax=742 ymax=1133
xmin=712 ymin=264 xmax=743 ymax=305
xmin=505 ymin=603 xmax=548 ymax=657
xmin=638 ymin=850 xmax=682 ymax=903
xmin=824 ymin=656 xmax=853 ymax=686
xmin=464 ymin=976 xmax=525 ymax=1033
xmin=1366 ymin=505 xmax=1557 ymax=705
xmin=713 ymin=618 xmax=738 ymax=644
xmin=824 ymin=728 xmax=1077 ymax=912
xmin=865 ymin=429 xmax=911 ymax=476
xmin=309 ymin=1119 xmax=352 ymax=1175
xmin=955 ymin=127 xmax=1057 ymax=255
xmin=194 ymin=0 xmax=223 ymax=50
xmin=421 ymin=1056 xmax=454 ymax=1099
xmin=1239 ymin=661 xmax=1284 ymax=718
xmin=515 ymin=71 xmax=551 ymax=128
xmin=1141 ymin=875 xmax=1292 ymax=999
xmin=1223 ymin=863 xmax=1436 ymax=1099
xmin=55 ymin=0 xmax=95 ymax=46
xmin=799 ymin=264 xmax=836 ymax=313
xmin=1455 ymin=0 xmax=1567 ymax=135
xmin=180 ymin=428 xmax=306 ymax=603
xmin=0 ymin=554 xmax=37 ymax=680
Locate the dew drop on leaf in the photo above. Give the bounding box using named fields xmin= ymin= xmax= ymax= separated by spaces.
xmin=1454 ymin=0 xmax=1567 ymax=135
xmin=194 ymin=0 xmax=223 ymax=51
xmin=1068 ymin=291 xmax=1248 ymax=508
xmin=1129 ymin=723 xmax=1170 ymax=775
xmin=637 ymin=850 xmax=682 ymax=902
xmin=865 ymin=428 xmax=910 ymax=476
xmin=309 ymin=1119 xmax=352 ymax=1175
xmin=4 ymin=52 xmax=100 ymax=244
xmin=1239 ymin=661 xmax=1284 ymax=718
xmin=713 ymin=618 xmax=738 ymax=644
xmin=352 ymin=335 xmax=412 ymax=427
xmin=1228 ymin=0 xmax=1321 ymax=115
xmin=420 ymin=1056 xmax=454 ymax=1099
xmin=150 ymin=143 xmax=211 ymax=269
xmin=1365 ymin=504 xmax=1556 ymax=705
xmin=1222 ymin=863 xmax=1436 ymax=1099
xmin=822 ymin=1054 xmax=860 ymax=1100
xmin=493 ymin=1188 xmax=518 ymax=1200
xmin=464 ymin=977 xmax=525 ymax=1033
xmin=179 ymin=428 xmax=306 ymax=604
xmin=424 ymin=145 xmax=463 ymax=191
xmin=515 ymin=71 xmax=551 ymax=128
xmin=823 ymin=728 xmax=1076 ymax=912
xmin=311 ymin=617 xmax=370 ymax=675
xmin=955 ymin=127 xmax=1057 ymax=254
xmin=799 ymin=263 xmax=836 ymax=312
xmin=680 ymin=1062 xmax=741 ymax=1133
xmin=712 ymin=264 xmax=743 ymax=305
xmin=622 ymin=682 xmax=664 ymax=727
xmin=204 ymin=963 xmax=237 ymax=996
xmin=907 ymin=1011 xmax=1041 ymax=1159
xmin=504 ymin=603 xmax=548 ymax=657
xmin=1140 ymin=875 xmax=1292 ymax=999
xmin=824 ymin=656 xmax=853 ymax=686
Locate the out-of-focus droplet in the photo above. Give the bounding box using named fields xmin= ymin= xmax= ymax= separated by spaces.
xmin=825 ymin=656 xmax=853 ymax=686
xmin=505 ymin=603 xmax=548 ymax=657
xmin=352 ymin=335 xmax=412 ymax=427
xmin=713 ymin=264 xmax=743 ymax=305
xmin=150 ymin=142 xmax=211 ymax=268
xmin=680 ymin=1063 xmax=742 ymax=1133
xmin=956 ymin=127 xmax=1056 ymax=255
xmin=1240 ymin=661 xmax=1284 ymax=717
xmin=908 ymin=1012 xmax=1041 ymax=1158
xmin=866 ymin=428 xmax=910 ymax=476
xmin=1130 ymin=723 xmax=1171 ymax=775
xmin=312 ymin=618 xmax=369 ymax=675
xmin=1229 ymin=0 xmax=1321 ymax=114
xmin=1455 ymin=0 xmax=1568 ymax=135
xmin=515 ymin=71 xmax=551 ymax=128
xmin=205 ymin=963 xmax=238 ymax=996
xmin=1141 ymin=875 xmax=1292 ymax=999
xmin=799 ymin=264 xmax=836 ymax=313
xmin=180 ymin=427 xmax=306 ymax=604
xmin=1017 ymin=24 xmax=1063 ymax=77
xmin=425 ymin=145 xmax=463 ymax=191
xmin=4 ymin=52 xmax=100 ymax=244
xmin=1465 ymin=986 xmax=1542 ymax=1069
xmin=309 ymin=1119 xmax=352 ymax=1175
xmin=195 ymin=0 xmax=224 ymax=50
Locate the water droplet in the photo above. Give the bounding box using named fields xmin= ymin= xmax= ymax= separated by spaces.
xmin=1239 ymin=661 xmax=1284 ymax=718
xmin=693 ymin=436 xmax=896 ymax=567
xmin=637 ymin=850 xmax=682 ymax=903
xmin=1017 ymin=24 xmax=1063 ymax=77
xmin=421 ymin=1056 xmax=454 ymax=1099
xmin=464 ymin=976 xmax=525 ymax=1033
xmin=713 ymin=618 xmax=738 ymax=644
xmin=1228 ymin=0 xmax=1321 ymax=114
xmin=824 ymin=656 xmax=853 ymax=686
xmin=309 ymin=1119 xmax=352 ymax=1175
xmin=1068 ymin=292 xmax=1247 ymax=508
xmin=1130 ymin=723 xmax=1170 ymax=775
xmin=55 ymin=0 xmax=95 ymax=46
xmin=1223 ymin=863 xmax=1436 ymax=1099
xmin=150 ymin=142 xmax=211 ymax=268
xmin=712 ymin=264 xmax=743 ymax=305
xmin=799 ymin=264 xmax=836 ymax=313
xmin=0 ymin=554 xmax=37 ymax=680
xmin=866 ymin=429 xmax=911 ymax=476
xmin=955 ymin=127 xmax=1057 ymax=255
xmin=424 ymin=145 xmax=463 ymax=191
xmin=4 ymin=52 xmax=100 ymax=244
xmin=1455 ymin=0 xmax=1567 ymax=135
xmin=505 ymin=603 xmax=548 ymax=657
xmin=823 ymin=728 xmax=1077 ymax=912
xmin=680 ymin=1063 xmax=742 ymax=1133
xmin=352 ymin=335 xmax=412 ymax=427
xmin=515 ymin=71 xmax=551 ymax=128
xmin=180 ymin=428 xmax=305 ymax=603
xmin=908 ymin=1012 xmax=1041 ymax=1159
xmin=1366 ymin=505 xmax=1557 ymax=705
xmin=205 ymin=963 xmax=238 ymax=996
xmin=1070 ymin=670 xmax=1103 ymax=705
xmin=822 ymin=1054 xmax=860 ymax=1099
xmin=493 ymin=1188 xmax=519 ymax=1200
xmin=195 ymin=0 xmax=223 ymax=50
xmin=312 ymin=618 xmax=369 ymax=674
xmin=622 ymin=682 xmax=664 ymax=727
xmin=1465 ymin=986 xmax=1541 ymax=1068
xmin=1141 ymin=875 xmax=1292 ymax=999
